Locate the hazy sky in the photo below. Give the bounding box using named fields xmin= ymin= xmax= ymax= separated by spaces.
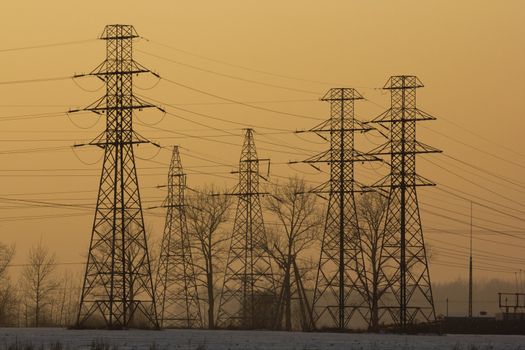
xmin=0 ymin=0 xmax=524 ymax=286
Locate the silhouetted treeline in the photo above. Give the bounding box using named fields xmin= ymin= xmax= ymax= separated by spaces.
xmin=0 ymin=180 xmax=517 ymax=330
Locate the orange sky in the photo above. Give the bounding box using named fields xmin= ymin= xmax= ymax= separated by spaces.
xmin=0 ymin=0 xmax=524 ymax=285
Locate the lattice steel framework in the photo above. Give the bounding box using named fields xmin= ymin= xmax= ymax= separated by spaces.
xmin=369 ymin=75 xmax=439 ymax=328
xmin=155 ymin=146 xmax=203 ymax=328
xmin=75 ymin=25 xmax=159 ymax=329
xmin=302 ymin=88 xmax=374 ymax=330
xmin=216 ymin=129 xmax=276 ymax=329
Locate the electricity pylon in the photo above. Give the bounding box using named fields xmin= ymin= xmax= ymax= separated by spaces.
xmin=216 ymin=129 xmax=276 ymax=329
xmin=369 ymin=75 xmax=439 ymax=328
xmin=155 ymin=146 xmax=203 ymax=328
xmin=298 ymin=88 xmax=375 ymax=330
xmin=74 ymin=24 xmax=159 ymax=329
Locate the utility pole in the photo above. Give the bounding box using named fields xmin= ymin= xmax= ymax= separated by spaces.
xmin=518 ymin=269 xmax=523 ymax=293
xmin=216 ymin=129 xmax=276 ymax=329
xmin=155 ymin=146 xmax=203 ymax=328
xmin=370 ymin=76 xmax=440 ymax=329
xmin=74 ymin=25 xmax=159 ymax=329
xmin=295 ymin=88 xmax=376 ymax=330
xmin=468 ymin=201 xmax=473 ymax=318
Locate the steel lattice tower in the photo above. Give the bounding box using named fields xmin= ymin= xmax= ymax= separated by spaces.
xmin=369 ymin=75 xmax=439 ymax=328
xmin=216 ymin=129 xmax=276 ymax=329
xmin=75 ymin=25 xmax=159 ymax=329
xmin=302 ymin=88 xmax=374 ymax=330
xmin=155 ymin=146 xmax=203 ymax=328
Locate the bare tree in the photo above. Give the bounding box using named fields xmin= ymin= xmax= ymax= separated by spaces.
xmin=264 ymin=177 xmax=323 ymax=331
xmin=356 ymin=191 xmax=388 ymax=331
xmin=64 ymin=271 xmax=82 ymax=327
xmin=186 ymin=186 xmax=232 ymax=329
xmin=0 ymin=243 xmax=14 ymax=278
xmin=0 ymin=243 xmax=16 ymax=326
xmin=55 ymin=270 xmax=81 ymax=327
xmin=20 ymin=239 xmax=58 ymax=327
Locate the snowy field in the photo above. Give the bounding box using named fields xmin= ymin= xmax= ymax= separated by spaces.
xmin=0 ymin=328 xmax=524 ymax=350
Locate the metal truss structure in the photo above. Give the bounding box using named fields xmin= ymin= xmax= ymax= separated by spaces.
xmin=370 ymin=75 xmax=439 ymax=328
xmin=155 ymin=146 xmax=203 ymax=328
xmin=216 ymin=129 xmax=276 ymax=329
xmin=302 ymin=88 xmax=375 ymax=330
xmin=75 ymin=24 xmax=159 ymax=329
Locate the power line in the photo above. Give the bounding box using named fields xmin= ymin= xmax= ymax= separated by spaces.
xmin=421 ymin=124 xmax=525 ymax=170
xmin=149 ymin=128 xmax=519 ymax=235
xmin=427 ymin=228 xmax=525 ymax=234
xmin=0 ymin=212 xmax=91 ymax=223
xmin=0 ymin=165 xmax=209 ymax=172
xmin=144 ymin=38 xmax=357 ymax=87
xmin=137 ymin=49 xmax=320 ymax=95
xmin=421 ymin=201 xmax=525 ymax=232
xmin=422 ymin=207 xmax=525 ymax=242
xmin=0 ymin=185 xmax=162 ymax=198
xmin=432 ymin=110 xmax=525 ymax=159
xmin=420 ymin=189 xmax=525 ymax=223
xmin=444 ymin=154 xmax=525 ymax=190
xmin=437 ymin=184 xmax=525 ymax=218
xmin=364 ymin=94 xmax=525 ymax=167
xmin=0 ymin=197 xmax=93 ymax=212
xmin=428 ymin=237 xmax=525 ymax=265
xmin=0 ymin=139 xmax=92 ymax=143
xmin=434 ymin=251 xmax=521 ymax=272
xmin=0 ymin=104 xmax=74 ymax=108
xmin=432 ymin=261 xmax=514 ymax=274
xmin=7 ymin=262 xmax=85 ymax=268
xmin=139 ymin=117 xmax=312 ymax=157
xmin=0 ymin=38 xmax=97 ymax=53
xmin=158 ymin=76 xmax=324 ymax=121
xmin=429 ymin=154 xmax=525 ymax=195
xmin=160 ymin=99 xmax=318 ymax=106
xmin=0 ymin=76 xmax=73 ymax=86
xmin=422 ymin=156 xmax=525 ymax=209
xmin=426 ymin=230 xmax=525 ymax=250
xmin=135 ymin=98 xmax=321 ymax=158
xmin=138 ymin=93 xmax=293 ymax=132
xmin=0 ymin=99 xmax=319 ymax=107
xmin=0 ymin=145 xmax=72 ymax=155
xmin=361 ymin=160 xmax=525 ymax=225
xmin=0 ymin=111 xmax=70 ymax=122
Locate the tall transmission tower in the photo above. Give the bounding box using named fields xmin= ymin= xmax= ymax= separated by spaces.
xmin=299 ymin=88 xmax=374 ymax=330
xmin=216 ymin=129 xmax=276 ymax=329
xmin=369 ymin=75 xmax=440 ymax=328
xmin=74 ymin=24 xmax=159 ymax=329
xmin=155 ymin=146 xmax=203 ymax=328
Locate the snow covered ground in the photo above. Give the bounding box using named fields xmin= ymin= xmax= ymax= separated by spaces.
xmin=0 ymin=328 xmax=524 ymax=350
